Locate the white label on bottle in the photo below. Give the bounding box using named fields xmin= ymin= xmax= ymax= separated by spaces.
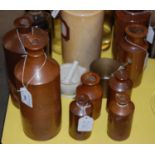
xmin=78 ymin=116 xmax=94 ymax=132
xmin=51 ymin=10 xmax=60 ymax=18
xmin=61 ymin=22 xmax=67 ymax=37
xmin=147 ymin=26 xmax=154 ymax=44
xmin=20 ymin=87 xmax=33 ymax=108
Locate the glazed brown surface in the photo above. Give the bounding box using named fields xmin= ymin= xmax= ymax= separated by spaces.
xmin=107 ymin=94 xmax=135 ymax=141
xmin=69 ymin=95 xmax=93 ymax=140
xmin=76 ymin=72 xmax=103 ymax=119
xmin=112 ymin=10 xmax=151 ymax=59
xmin=14 ymin=34 xmax=61 ymax=140
xmin=117 ymin=24 xmax=148 ymax=87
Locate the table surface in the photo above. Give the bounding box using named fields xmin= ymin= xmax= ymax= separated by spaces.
xmin=2 ymin=46 xmax=155 ymax=144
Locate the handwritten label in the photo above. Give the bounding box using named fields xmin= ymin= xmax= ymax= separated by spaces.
xmin=78 ymin=116 xmax=94 ymax=132
xmin=20 ymin=87 xmax=33 ymax=108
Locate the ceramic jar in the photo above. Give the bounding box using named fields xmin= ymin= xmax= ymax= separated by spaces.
xmin=76 ymin=72 xmax=103 ymax=119
xmin=107 ymin=94 xmax=135 ymax=141
xmin=107 ymin=68 xmax=133 ymax=110
xmin=60 ymin=10 xmax=104 ymax=69
xmin=69 ymin=94 xmax=93 ymax=140
xmin=112 ymin=10 xmax=151 ymax=59
xmin=2 ymin=16 xmax=33 ymax=107
xmin=14 ymin=33 xmax=61 ymax=141
xmin=117 ymin=24 xmax=148 ymax=87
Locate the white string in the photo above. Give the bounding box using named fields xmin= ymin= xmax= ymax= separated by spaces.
xmin=21 ymin=53 xmax=47 ymax=88
xmin=125 ymin=36 xmax=147 ymax=52
xmin=76 ymin=102 xmax=91 ymax=116
xmin=16 ymin=29 xmax=27 ymax=54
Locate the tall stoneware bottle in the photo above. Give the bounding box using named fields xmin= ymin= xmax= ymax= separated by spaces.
xmin=117 ymin=24 xmax=148 ymax=87
xmin=2 ymin=16 xmax=33 ymax=108
xmin=113 ymin=10 xmax=151 ymax=59
xmin=69 ymin=94 xmax=93 ymax=140
xmin=60 ymin=10 xmax=104 ymax=69
xmin=107 ymin=94 xmax=135 ymax=141
xmin=14 ymin=34 xmax=61 ymax=140
xmin=76 ymin=72 xmax=103 ymax=120
xmin=107 ymin=68 xmax=133 ymax=110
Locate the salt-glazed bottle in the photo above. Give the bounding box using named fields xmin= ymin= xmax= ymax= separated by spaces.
xmin=69 ymin=94 xmax=93 ymax=140
xmin=76 ymin=72 xmax=103 ymax=120
xmin=113 ymin=10 xmax=151 ymax=59
xmin=60 ymin=10 xmax=104 ymax=69
xmin=107 ymin=68 xmax=133 ymax=110
xmin=117 ymin=24 xmax=148 ymax=87
xmin=14 ymin=33 xmax=61 ymax=141
xmin=107 ymin=94 xmax=135 ymax=141
xmin=2 ymin=16 xmax=33 ymax=108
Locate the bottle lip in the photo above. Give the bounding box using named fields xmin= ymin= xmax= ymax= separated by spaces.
xmin=14 ymin=16 xmax=33 ymax=29
xmin=125 ymin=24 xmax=148 ymax=38
xmin=75 ymin=94 xmax=90 ymax=106
xmin=81 ymin=72 xmax=100 ymax=86
xmin=23 ymin=33 xmax=48 ymax=51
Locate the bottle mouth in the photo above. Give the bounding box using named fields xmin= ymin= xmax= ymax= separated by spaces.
xmin=115 ymin=69 xmax=129 ymax=81
xmin=81 ymin=72 xmax=100 ymax=86
xmin=125 ymin=24 xmax=148 ymax=38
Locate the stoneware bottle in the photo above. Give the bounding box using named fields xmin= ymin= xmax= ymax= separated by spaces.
xmin=2 ymin=16 xmax=33 ymax=108
xmin=107 ymin=94 xmax=135 ymax=141
xmin=113 ymin=10 xmax=151 ymax=59
xmin=60 ymin=10 xmax=104 ymax=69
xmin=69 ymin=94 xmax=93 ymax=140
xmin=14 ymin=33 xmax=61 ymax=141
xmin=76 ymin=72 xmax=103 ymax=119
xmin=117 ymin=24 xmax=148 ymax=87
xmin=107 ymin=68 xmax=133 ymax=107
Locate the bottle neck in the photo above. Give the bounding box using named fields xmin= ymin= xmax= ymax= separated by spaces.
xmin=126 ymin=35 xmax=145 ymax=46
xmin=27 ymin=49 xmax=45 ymax=58
xmin=17 ymin=27 xmax=31 ymax=35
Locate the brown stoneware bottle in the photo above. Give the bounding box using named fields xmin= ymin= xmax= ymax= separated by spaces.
xmin=117 ymin=24 xmax=148 ymax=87
xmin=107 ymin=94 xmax=135 ymax=141
xmin=107 ymin=68 xmax=133 ymax=110
xmin=14 ymin=33 xmax=61 ymax=141
xmin=2 ymin=16 xmax=33 ymax=108
xmin=113 ymin=10 xmax=151 ymax=59
xmin=76 ymin=72 xmax=103 ymax=120
xmin=69 ymin=94 xmax=93 ymax=140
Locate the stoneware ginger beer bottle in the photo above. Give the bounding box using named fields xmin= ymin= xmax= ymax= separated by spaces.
xmin=107 ymin=94 xmax=135 ymax=141
xmin=14 ymin=33 xmax=61 ymax=141
xmin=69 ymin=94 xmax=93 ymax=140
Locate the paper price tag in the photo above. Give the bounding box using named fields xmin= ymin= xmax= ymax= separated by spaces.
xmin=51 ymin=10 xmax=60 ymax=18
xmin=78 ymin=116 xmax=94 ymax=132
xmin=20 ymin=87 xmax=33 ymax=108
xmin=147 ymin=26 xmax=154 ymax=44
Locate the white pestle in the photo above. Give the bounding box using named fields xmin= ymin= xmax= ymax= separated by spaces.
xmin=63 ymin=61 xmax=79 ymax=84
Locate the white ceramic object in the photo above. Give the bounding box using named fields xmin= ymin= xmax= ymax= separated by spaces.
xmin=60 ymin=63 xmax=87 ymax=96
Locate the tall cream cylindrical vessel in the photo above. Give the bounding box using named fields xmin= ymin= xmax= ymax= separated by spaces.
xmin=61 ymin=10 xmax=104 ymax=69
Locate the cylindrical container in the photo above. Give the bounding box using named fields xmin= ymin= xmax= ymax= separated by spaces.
xmin=107 ymin=68 xmax=133 ymax=110
xmin=25 ymin=10 xmax=52 ymax=56
xmin=113 ymin=10 xmax=151 ymax=59
xmin=117 ymin=24 xmax=148 ymax=87
xmin=2 ymin=16 xmax=33 ymax=107
xmin=107 ymin=94 xmax=135 ymax=141
xmin=14 ymin=33 xmax=61 ymax=140
xmin=76 ymin=72 xmax=103 ymax=119
xmin=102 ymin=10 xmax=114 ymax=51
xmin=61 ymin=10 xmax=104 ymax=69
xmin=69 ymin=94 xmax=93 ymax=140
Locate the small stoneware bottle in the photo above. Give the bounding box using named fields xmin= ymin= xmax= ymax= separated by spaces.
xmin=14 ymin=33 xmax=61 ymax=141
xmin=107 ymin=94 xmax=135 ymax=141
xmin=76 ymin=72 xmax=103 ymax=120
xmin=113 ymin=10 xmax=151 ymax=59
xmin=117 ymin=24 xmax=148 ymax=87
xmin=2 ymin=16 xmax=33 ymax=107
xmin=107 ymin=68 xmax=133 ymax=110
xmin=69 ymin=94 xmax=93 ymax=140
